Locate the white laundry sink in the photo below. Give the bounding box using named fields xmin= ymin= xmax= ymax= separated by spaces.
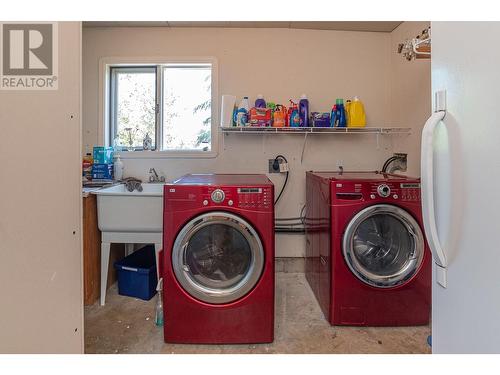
xmin=93 ymin=183 xmax=164 ymax=233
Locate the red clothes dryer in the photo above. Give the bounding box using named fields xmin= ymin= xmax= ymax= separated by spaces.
xmin=162 ymin=174 xmax=274 ymax=344
xmin=306 ymin=171 xmax=431 ymax=326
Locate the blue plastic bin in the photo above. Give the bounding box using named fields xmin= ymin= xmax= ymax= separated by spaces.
xmin=114 ymin=245 xmax=158 ymax=301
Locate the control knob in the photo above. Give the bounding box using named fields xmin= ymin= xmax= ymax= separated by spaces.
xmin=377 ymin=184 xmax=391 ymax=198
xmin=211 ymin=189 xmax=225 ymax=203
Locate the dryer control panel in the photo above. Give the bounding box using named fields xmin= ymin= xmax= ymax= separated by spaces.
xmin=369 ymin=182 xmax=421 ymax=202
xmin=332 ymin=181 xmax=421 ymax=202
xmin=201 ymin=186 xmax=273 ymax=210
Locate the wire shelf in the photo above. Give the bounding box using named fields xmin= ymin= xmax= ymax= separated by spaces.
xmin=220 ymin=126 xmax=411 ymax=135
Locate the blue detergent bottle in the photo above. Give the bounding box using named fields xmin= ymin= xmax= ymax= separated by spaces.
xmin=336 ymin=99 xmax=347 ymax=127
xmin=290 ymin=103 xmax=301 ymax=127
xmin=330 ymin=104 xmax=337 ymax=127
xmin=299 ymin=94 xmax=310 ymax=127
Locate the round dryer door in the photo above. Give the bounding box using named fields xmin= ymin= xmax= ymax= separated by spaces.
xmin=343 ymin=204 xmax=425 ymax=288
xmin=172 ymin=211 xmax=265 ymax=304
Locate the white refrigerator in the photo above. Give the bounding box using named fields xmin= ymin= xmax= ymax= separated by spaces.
xmin=422 ymin=21 xmax=500 ymax=353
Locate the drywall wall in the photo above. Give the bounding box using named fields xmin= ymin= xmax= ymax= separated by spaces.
xmin=390 ymin=21 xmax=432 ymax=175
xmin=0 ymin=22 xmax=83 ymax=353
xmin=82 ymin=25 xmax=428 ymax=257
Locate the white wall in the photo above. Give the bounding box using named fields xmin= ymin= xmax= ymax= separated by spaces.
xmin=390 ymin=21 xmax=432 ymax=175
xmin=0 ymin=22 xmax=83 ymax=353
xmin=82 ymin=24 xmax=430 ymax=257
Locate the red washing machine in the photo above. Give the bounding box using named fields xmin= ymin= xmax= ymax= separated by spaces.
xmin=306 ymin=171 xmax=431 ymax=326
xmin=162 ymin=174 xmax=274 ymax=344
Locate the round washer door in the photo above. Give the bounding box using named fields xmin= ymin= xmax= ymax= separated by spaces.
xmin=172 ymin=211 xmax=265 ymax=304
xmin=343 ymin=204 xmax=424 ymax=288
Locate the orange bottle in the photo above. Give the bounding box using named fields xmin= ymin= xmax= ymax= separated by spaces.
xmin=273 ymin=105 xmax=288 ymax=128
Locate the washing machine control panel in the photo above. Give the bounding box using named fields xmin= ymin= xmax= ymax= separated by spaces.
xmin=371 ymin=183 xmax=420 ymax=201
xmin=201 ymin=186 xmax=272 ymax=210
xmin=237 ymin=187 xmax=273 ymax=209
xmin=333 ymin=181 xmax=421 ymax=202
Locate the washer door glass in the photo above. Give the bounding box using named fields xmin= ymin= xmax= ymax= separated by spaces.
xmin=343 ymin=204 xmax=424 ymax=288
xmin=172 ymin=212 xmax=264 ymax=304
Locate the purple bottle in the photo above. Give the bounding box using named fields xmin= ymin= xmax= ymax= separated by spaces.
xmin=299 ymin=94 xmax=310 ymax=127
xmin=255 ymin=94 xmax=266 ymax=108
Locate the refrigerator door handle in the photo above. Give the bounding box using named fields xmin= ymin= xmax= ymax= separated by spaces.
xmin=421 ymin=101 xmax=448 ymax=288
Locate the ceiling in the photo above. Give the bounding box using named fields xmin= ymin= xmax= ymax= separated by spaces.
xmin=82 ymin=21 xmax=403 ymax=33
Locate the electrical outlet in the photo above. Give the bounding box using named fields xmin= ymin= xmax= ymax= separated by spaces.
xmin=268 ymin=159 xmax=280 ymax=173
xmin=279 ymin=162 xmax=289 ymax=172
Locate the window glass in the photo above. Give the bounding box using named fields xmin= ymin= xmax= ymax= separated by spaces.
xmin=163 ymin=65 xmax=212 ymax=151
xmin=113 ymin=68 xmax=156 ymax=149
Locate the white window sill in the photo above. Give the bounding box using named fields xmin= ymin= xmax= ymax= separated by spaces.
xmin=115 ymin=150 xmax=218 ymax=159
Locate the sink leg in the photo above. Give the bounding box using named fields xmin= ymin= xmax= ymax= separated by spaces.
xmin=100 ymin=242 xmax=111 ymax=306
xmin=154 ymin=243 xmax=162 ymax=281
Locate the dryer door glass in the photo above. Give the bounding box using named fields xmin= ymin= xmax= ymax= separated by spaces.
xmin=343 ymin=204 xmax=424 ymax=288
xmin=172 ymin=212 xmax=264 ymax=304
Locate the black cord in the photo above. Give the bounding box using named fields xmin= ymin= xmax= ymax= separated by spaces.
xmin=382 ymin=156 xmax=399 ymax=173
xmin=274 ymin=155 xmax=289 ymax=205
xmin=275 ymin=228 xmax=306 ymax=234
xmin=382 ymin=157 xmax=396 ymax=172
xmin=300 ymin=204 xmax=306 ymax=225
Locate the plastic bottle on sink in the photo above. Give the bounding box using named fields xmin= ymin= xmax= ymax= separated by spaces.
xmin=113 ymin=155 xmax=124 ymax=181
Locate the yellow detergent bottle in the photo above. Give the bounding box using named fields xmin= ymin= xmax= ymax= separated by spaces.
xmin=345 ymin=100 xmax=352 ymax=126
xmin=348 ymin=96 xmax=366 ymax=127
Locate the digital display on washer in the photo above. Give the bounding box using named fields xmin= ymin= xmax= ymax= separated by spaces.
xmin=400 ymin=183 xmax=421 ymax=188
xmin=238 ymin=188 xmax=262 ymax=194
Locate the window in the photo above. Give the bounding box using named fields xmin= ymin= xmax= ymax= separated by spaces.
xmin=108 ymin=61 xmax=214 ymax=155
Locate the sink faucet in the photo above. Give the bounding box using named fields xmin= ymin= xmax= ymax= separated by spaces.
xmin=149 ymin=168 xmax=165 ymax=183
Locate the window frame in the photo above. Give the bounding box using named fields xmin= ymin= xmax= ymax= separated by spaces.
xmin=99 ymin=56 xmax=219 ymax=159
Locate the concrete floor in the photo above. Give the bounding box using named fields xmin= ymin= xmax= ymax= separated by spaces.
xmin=85 ymin=273 xmax=431 ymax=354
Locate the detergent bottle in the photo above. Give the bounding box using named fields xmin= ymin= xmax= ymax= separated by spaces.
xmin=336 ymin=99 xmax=347 ymax=127
xmin=236 ymin=97 xmax=250 ymax=126
xmin=330 ymin=104 xmax=337 ymax=127
xmin=345 ymin=99 xmax=352 ymax=126
xmin=255 ymin=94 xmax=266 ymax=108
xmin=348 ymin=96 xmax=367 ymax=127
xmin=287 ymin=100 xmax=295 ymax=127
xmin=289 ymin=101 xmax=300 ymax=127
xmin=299 ymin=94 xmax=310 ymax=127
xmin=273 ymin=105 xmax=287 ymax=128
